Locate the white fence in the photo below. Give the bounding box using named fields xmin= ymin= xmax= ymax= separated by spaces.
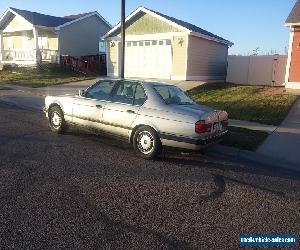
xmin=226 ymin=55 xmax=287 ymax=86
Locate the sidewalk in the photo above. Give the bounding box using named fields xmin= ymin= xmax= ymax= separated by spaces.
xmin=209 ymin=97 xmax=300 ymax=172
xmin=257 ymin=97 xmax=300 ymax=169
xmin=229 ymin=119 xmax=277 ymax=133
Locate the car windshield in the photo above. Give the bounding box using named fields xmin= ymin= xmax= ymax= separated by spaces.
xmin=153 ymin=85 xmax=195 ymax=105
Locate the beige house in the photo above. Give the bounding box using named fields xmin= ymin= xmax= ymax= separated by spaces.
xmin=0 ymin=7 xmax=111 ymax=65
xmin=103 ymin=7 xmax=233 ymax=81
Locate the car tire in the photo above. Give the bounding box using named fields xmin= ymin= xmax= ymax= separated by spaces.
xmin=48 ymin=105 xmax=65 ymax=134
xmin=133 ymin=126 xmax=162 ymax=159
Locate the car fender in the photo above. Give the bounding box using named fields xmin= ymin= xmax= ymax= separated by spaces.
xmin=129 ymin=117 xmax=161 ymax=143
xmin=48 ymin=99 xmax=64 ymax=113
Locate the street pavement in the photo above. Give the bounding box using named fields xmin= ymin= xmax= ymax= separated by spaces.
xmin=0 ymin=97 xmax=299 ymax=249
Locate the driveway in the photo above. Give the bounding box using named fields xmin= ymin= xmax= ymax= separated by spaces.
xmin=0 ymin=100 xmax=299 ymax=249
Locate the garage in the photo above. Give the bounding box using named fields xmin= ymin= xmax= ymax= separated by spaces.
xmin=125 ymin=39 xmax=172 ymax=79
xmin=103 ymin=7 xmax=233 ymax=81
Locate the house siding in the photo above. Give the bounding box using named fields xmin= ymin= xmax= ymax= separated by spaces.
xmin=105 ymin=9 xmax=230 ymax=80
xmin=108 ymin=13 xmax=180 ymax=38
xmin=171 ymin=35 xmax=188 ymax=79
xmin=3 ymin=15 xmax=32 ymax=32
xmin=59 ymin=15 xmax=110 ymax=58
xmin=289 ymin=27 xmax=300 ymax=82
xmin=107 ymin=41 xmax=120 ymax=76
xmin=186 ymin=35 xmax=228 ymax=80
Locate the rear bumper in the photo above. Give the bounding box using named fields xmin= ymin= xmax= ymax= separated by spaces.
xmin=160 ymin=130 xmax=228 ymax=151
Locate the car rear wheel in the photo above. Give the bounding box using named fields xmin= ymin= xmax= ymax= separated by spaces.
xmin=48 ymin=105 xmax=65 ymax=134
xmin=133 ymin=126 xmax=162 ymax=159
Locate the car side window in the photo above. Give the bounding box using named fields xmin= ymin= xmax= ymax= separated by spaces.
xmin=154 ymin=86 xmax=171 ymax=103
xmin=111 ymin=81 xmax=136 ymax=105
xmin=134 ymin=84 xmax=146 ymax=106
xmin=84 ymin=81 xmax=115 ymax=100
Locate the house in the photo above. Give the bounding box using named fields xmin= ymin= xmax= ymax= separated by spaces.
xmin=103 ymin=7 xmax=233 ymax=81
xmin=285 ymin=0 xmax=300 ymax=89
xmin=0 ymin=7 xmax=111 ymax=65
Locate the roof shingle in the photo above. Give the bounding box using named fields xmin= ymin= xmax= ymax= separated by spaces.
xmin=286 ymin=0 xmax=300 ymax=24
xmin=9 ymin=7 xmax=88 ymax=27
xmin=147 ymin=8 xmax=231 ymax=44
xmin=64 ymin=12 xmax=93 ymax=20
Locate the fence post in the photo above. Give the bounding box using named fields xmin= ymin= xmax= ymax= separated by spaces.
xmin=271 ymin=56 xmax=278 ymax=86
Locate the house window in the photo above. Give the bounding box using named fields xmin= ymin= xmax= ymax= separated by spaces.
xmin=145 ymin=41 xmax=151 ymax=46
xmin=126 ymin=42 xmax=132 ymax=47
xmin=132 ymin=41 xmax=137 ymax=46
xmin=158 ymin=40 xmax=164 ymax=45
xmin=166 ymin=39 xmax=171 ymax=45
xmin=139 ymin=41 xmax=144 ymax=46
xmin=99 ymin=41 xmax=106 ymax=53
xmin=152 ymin=41 xmax=157 ymax=45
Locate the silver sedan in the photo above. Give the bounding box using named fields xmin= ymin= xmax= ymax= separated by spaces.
xmin=44 ymin=80 xmax=228 ymax=159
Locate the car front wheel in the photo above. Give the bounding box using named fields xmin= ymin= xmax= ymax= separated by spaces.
xmin=133 ymin=126 xmax=162 ymax=159
xmin=48 ymin=105 xmax=65 ymax=134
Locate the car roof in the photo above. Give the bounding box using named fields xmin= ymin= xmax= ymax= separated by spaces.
xmin=103 ymin=78 xmax=175 ymax=87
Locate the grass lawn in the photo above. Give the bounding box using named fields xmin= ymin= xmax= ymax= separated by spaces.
xmin=221 ymin=126 xmax=269 ymax=151
xmin=188 ymin=83 xmax=297 ymax=125
xmin=0 ymin=64 xmax=94 ymax=88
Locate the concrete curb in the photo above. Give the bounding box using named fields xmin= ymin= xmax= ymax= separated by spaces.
xmin=207 ymin=144 xmax=300 ymax=173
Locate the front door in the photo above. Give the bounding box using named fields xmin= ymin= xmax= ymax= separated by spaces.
xmin=72 ymin=80 xmax=116 ymax=129
xmin=102 ymin=81 xmax=147 ymax=138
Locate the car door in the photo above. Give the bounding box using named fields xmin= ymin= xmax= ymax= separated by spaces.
xmin=101 ymin=81 xmax=147 ymax=138
xmin=72 ymin=80 xmax=116 ymax=130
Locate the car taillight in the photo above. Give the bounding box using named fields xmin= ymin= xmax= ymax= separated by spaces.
xmin=195 ymin=120 xmax=212 ymax=134
xmin=221 ymin=119 xmax=229 ymax=128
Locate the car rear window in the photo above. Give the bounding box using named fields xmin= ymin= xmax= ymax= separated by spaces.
xmin=153 ymin=85 xmax=194 ymax=105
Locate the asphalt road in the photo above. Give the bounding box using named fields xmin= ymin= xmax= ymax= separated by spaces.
xmin=0 ymin=100 xmax=299 ymax=249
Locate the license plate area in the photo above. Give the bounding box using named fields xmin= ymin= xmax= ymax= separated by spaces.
xmin=212 ymin=122 xmax=222 ymax=133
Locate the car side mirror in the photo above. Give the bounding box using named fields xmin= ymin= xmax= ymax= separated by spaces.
xmin=78 ymin=89 xmax=85 ymax=97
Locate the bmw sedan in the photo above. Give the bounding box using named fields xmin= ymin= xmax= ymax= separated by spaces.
xmin=44 ymin=79 xmax=228 ymax=159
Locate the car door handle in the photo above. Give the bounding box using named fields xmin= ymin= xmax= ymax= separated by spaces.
xmin=127 ymin=110 xmax=135 ymax=114
xmin=96 ymin=105 xmax=102 ymax=109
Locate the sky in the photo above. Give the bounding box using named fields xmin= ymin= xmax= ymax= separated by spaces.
xmin=0 ymin=0 xmax=296 ymax=55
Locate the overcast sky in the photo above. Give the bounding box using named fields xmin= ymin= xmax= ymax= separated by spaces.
xmin=0 ymin=0 xmax=296 ymax=55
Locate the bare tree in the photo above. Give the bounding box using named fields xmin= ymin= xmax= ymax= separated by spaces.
xmin=252 ymin=47 xmax=260 ymax=56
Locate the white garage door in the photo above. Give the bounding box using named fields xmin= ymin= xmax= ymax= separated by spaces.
xmin=125 ymin=39 xmax=172 ymax=79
